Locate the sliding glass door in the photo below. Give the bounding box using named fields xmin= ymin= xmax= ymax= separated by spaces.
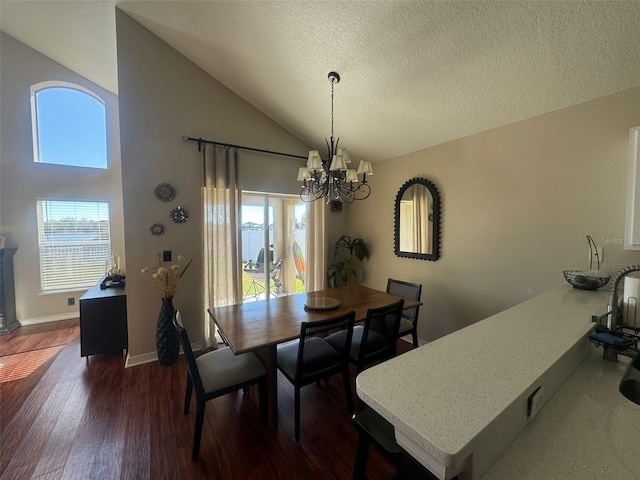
xmin=241 ymin=193 xmax=307 ymax=302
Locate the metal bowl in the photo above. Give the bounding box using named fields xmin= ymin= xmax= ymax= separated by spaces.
xmin=563 ymin=269 xmax=610 ymax=290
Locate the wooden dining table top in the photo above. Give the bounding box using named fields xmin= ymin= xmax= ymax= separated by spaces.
xmin=207 ymin=284 xmax=422 ymax=354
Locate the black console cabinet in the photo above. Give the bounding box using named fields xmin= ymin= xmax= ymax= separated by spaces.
xmin=79 ymin=276 xmax=127 ymax=364
xmin=0 ymin=248 xmax=20 ymax=335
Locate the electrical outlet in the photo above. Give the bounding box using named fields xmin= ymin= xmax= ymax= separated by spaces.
xmin=527 ymin=386 xmax=544 ymax=419
xmin=589 ymin=246 xmax=603 ymax=264
xmin=163 ymin=250 xmax=172 ymax=262
xmin=67 ymin=297 xmax=75 ymax=306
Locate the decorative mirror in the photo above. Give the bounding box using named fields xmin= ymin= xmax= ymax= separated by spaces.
xmin=394 ymin=178 xmax=441 ymax=261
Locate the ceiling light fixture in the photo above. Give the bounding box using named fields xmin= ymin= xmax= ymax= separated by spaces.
xmin=297 ymin=72 xmax=372 ymax=203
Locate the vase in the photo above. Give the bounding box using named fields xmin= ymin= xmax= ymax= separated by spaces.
xmin=156 ymin=296 xmax=179 ymax=366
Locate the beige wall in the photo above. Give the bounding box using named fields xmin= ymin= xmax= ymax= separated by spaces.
xmin=348 ymin=87 xmax=640 ymax=341
xmin=0 ymin=32 xmax=125 ymax=323
xmin=115 ymin=11 xmax=337 ymax=361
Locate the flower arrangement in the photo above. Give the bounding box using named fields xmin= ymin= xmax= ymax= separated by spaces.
xmin=142 ymin=253 xmax=192 ymax=299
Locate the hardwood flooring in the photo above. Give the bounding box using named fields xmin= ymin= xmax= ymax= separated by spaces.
xmin=1 ymin=321 xmax=412 ymax=479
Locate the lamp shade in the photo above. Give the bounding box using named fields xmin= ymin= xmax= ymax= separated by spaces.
xmin=346 ymin=169 xmax=358 ymax=182
xmin=297 ymin=167 xmax=311 ymax=181
xmin=356 ymin=160 xmax=373 ymax=175
xmin=330 ymin=154 xmax=347 ymax=171
xmin=337 ymin=148 xmax=351 ymax=164
xmin=307 ymin=150 xmax=323 ymax=171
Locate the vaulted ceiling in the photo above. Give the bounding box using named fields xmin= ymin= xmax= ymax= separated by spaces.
xmin=2 ymin=1 xmax=639 ymax=162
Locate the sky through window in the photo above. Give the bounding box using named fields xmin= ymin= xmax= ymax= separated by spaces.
xmin=34 ymin=86 xmax=107 ymax=169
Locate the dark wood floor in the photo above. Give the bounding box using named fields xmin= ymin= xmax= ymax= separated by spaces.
xmin=1 ymin=320 xmax=412 ymax=479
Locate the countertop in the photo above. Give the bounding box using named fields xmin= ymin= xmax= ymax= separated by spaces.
xmin=482 ymin=348 xmax=639 ymax=479
xmin=356 ymin=286 xmax=638 ymax=479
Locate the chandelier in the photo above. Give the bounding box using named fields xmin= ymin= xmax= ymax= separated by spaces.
xmin=297 ymin=72 xmax=372 ymax=203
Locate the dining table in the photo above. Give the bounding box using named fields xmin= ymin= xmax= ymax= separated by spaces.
xmin=207 ymin=284 xmax=423 ymax=427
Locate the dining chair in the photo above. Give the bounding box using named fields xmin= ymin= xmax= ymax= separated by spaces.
xmin=386 ymin=278 xmax=422 ymax=348
xmin=276 ymin=310 xmax=356 ymax=441
xmin=351 ymin=406 xmax=401 ymax=480
xmin=327 ymin=299 xmax=404 ymax=373
xmin=352 ymin=406 xmax=447 ymax=480
xmin=172 ymin=310 xmax=267 ymax=459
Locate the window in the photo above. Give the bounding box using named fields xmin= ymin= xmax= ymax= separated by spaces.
xmin=36 ymin=200 xmax=111 ymax=292
xmin=31 ymin=82 xmax=107 ymax=169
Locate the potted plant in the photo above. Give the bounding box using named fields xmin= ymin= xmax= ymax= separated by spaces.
xmin=327 ymin=235 xmax=369 ymax=287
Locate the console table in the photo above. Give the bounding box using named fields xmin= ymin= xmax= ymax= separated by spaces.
xmin=0 ymin=248 xmax=20 ymax=335
xmin=79 ymin=276 xmax=127 ymax=365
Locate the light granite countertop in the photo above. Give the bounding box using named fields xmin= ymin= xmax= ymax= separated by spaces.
xmin=356 ymin=286 xmax=639 ymax=479
xmin=482 ymin=347 xmax=639 ymax=479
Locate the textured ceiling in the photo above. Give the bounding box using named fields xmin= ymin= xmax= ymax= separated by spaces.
xmin=1 ymin=1 xmax=639 ymax=162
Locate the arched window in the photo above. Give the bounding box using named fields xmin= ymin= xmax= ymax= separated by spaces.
xmin=30 ymin=82 xmax=107 ymax=169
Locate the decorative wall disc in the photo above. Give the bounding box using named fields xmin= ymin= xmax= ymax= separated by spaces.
xmin=155 ymin=183 xmax=176 ymax=202
xmin=150 ymin=223 xmax=166 ymax=236
xmin=170 ymin=206 xmax=189 ymax=224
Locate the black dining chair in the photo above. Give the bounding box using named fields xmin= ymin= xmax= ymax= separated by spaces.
xmin=386 ymin=278 xmax=422 ymax=348
xmin=351 ymin=406 xmax=402 ymax=480
xmin=173 ymin=310 xmax=267 ymax=459
xmin=276 ymin=310 xmax=356 ymax=441
xmin=327 ymin=299 xmax=404 ymax=373
xmin=352 ymin=406 xmax=446 ymax=480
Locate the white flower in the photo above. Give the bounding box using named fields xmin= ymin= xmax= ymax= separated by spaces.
xmin=142 ymin=253 xmax=191 ymax=299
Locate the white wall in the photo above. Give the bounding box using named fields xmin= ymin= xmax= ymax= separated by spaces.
xmin=0 ymin=32 xmax=125 ymax=324
xmin=348 ymin=87 xmax=640 ymax=342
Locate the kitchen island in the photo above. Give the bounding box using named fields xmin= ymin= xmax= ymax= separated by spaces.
xmin=356 ymin=286 xmax=640 ymax=479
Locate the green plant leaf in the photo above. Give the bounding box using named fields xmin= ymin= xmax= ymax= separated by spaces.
xmin=334 ymin=235 xmax=352 ymax=258
xmin=351 ymin=238 xmax=369 ymax=261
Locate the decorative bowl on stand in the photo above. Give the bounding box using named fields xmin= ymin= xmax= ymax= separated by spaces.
xmin=563 ymin=269 xmax=610 ymax=290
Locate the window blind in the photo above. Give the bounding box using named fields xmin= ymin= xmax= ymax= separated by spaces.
xmin=36 ymin=200 xmax=111 ymax=291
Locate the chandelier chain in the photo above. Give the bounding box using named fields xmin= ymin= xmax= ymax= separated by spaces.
xmin=331 ymin=81 xmax=335 ymax=139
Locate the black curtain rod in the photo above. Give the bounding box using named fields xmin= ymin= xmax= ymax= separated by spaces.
xmin=182 ymin=135 xmax=307 ymax=160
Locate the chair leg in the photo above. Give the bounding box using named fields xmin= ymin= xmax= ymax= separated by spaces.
xmin=258 ymin=379 xmax=268 ymax=426
xmin=343 ymin=367 xmax=353 ymax=414
xmin=192 ymin=399 xmax=205 ymax=460
xmin=184 ymin=376 xmax=193 ymax=415
xmin=294 ymin=386 xmax=301 ymax=442
xmin=352 ymin=431 xmax=371 ymax=480
xmin=411 ymin=329 xmax=419 ymax=349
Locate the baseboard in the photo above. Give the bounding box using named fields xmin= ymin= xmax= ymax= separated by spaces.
xmin=124 ymin=340 xmax=203 ymax=368
xmin=125 ymin=351 xmax=158 ymax=368
xmin=19 ymin=312 xmax=78 ymax=326
xmin=399 ymin=334 xmax=428 ymax=346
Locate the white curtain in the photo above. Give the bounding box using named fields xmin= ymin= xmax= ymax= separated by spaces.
xmin=305 ymin=199 xmax=327 ymax=292
xmin=202 ymin=144 xmax=242 ymax=348
xmin=412 ymin=185 xmax=431 ymax=254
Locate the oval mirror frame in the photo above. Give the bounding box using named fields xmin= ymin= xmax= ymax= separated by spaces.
xmin=394 ymin=177 xmax=441 ymax=261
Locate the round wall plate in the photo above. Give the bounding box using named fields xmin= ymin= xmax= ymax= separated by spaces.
xmin=155 ymin=183 xmax=176 ymax=202
xmin=170 ymin=206 xmax=189 ymax=224
xmin=150 ymin=223 xmax=166 ymax=236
